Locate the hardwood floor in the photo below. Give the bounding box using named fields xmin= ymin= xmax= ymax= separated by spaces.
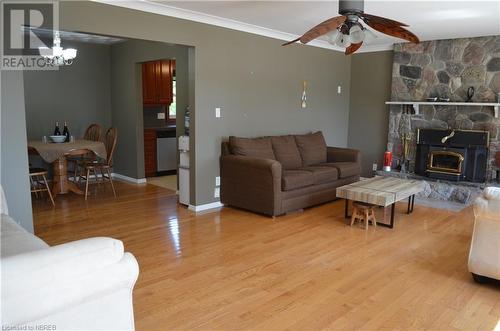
xmin=32 ymin=181 xmax=500 ymax=330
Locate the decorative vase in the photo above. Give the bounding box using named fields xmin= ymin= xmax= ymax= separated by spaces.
xmin=466 ymin=87 xmax=475 ymax=102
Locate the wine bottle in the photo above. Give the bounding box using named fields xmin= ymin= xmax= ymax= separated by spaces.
xmin=54 ymin=122 xmax=61 ymax=136
xmin=62 ymin=121 xmax=70 ymax=142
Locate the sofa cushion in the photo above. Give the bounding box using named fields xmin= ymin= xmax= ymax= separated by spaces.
xmin=299 ymin=166 xmax=339 ymax=184
xmin=294 ymin=131 xmax=327 ymax=166
xmin=321 ymin=162 xmax=361 ymax=178
xmin=229 ymin=136 xmax=275 ymax=160
xmin=271 ymin=135 xmax=302 ymax=169
xmin=281 ymin=170 xmax=314 ymax=191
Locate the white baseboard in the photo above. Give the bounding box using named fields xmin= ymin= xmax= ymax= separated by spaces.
xmin=111 ymin=173 xmax=147 ymax=184
xmin=188 ymin=201 xmax=223 ymax=212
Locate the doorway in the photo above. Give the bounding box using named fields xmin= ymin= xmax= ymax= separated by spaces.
xmin=141 ymin=59 xmax=181 ymax=192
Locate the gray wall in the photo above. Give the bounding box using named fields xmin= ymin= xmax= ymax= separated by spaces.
xmin=1 ymin=71 xmax=34 ymax=232
xmin=60 ymin=1 xmax=352 ymax=205
xmin=23 ymin=41 xmax=112 ymax=140
xmin=109 ymin=39 xmax=189 ymax=178
xmin=348 ymin=51 xmax=393 ymax=177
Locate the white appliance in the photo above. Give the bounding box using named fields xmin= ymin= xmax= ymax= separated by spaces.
xmin=178 ymin=135 xmax=190 ymax=205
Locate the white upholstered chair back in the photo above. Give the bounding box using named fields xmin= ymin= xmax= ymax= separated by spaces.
xmin=1 ymin=185 xmax=9 ymax=215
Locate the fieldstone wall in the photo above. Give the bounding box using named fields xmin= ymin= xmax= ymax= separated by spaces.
xmin=388 ymin=36 xmax=500 ymax=181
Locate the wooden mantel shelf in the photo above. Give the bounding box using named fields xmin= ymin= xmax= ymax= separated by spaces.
xmin=385 ymin=101 xmax=500 ymax=118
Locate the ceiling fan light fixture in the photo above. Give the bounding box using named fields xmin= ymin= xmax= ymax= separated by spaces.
xmin=348 ymin=24 xmax=365 ymax=44
xmin=337 ymin=34 xmax=351 ymax=48
xmin=327 ymin=29 xmax=341 ymax=45
xmin=282 ymin=0 xmax=419 ymax=55
xmin=363 ymin=28 xmax=378 ymax=43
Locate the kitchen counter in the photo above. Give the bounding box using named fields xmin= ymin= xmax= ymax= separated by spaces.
xmin=145 ymin=126 xmax=176 ymax=132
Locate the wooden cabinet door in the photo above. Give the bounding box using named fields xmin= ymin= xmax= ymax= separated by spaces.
xmin=144 ymin=129 xmax=157 ymax=177
xmin=142 ymin=61 xmax=157 ymax=105
xmin=157 ymin=60 xmax=173 ymax=105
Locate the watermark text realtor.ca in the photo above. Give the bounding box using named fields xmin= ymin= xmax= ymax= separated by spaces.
xmin=2 ymin=324 xmax=57 ymax=330
xmin=1 ymin=1 xmax=59 ymax=70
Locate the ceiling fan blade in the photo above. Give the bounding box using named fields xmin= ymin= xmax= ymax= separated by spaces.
xmin=362 ymin=21 xmax=419 ymax=44
xmin=282 ymin=15 xmax=346 ymax=46
xmin=345 ymin=42 xmax=363 ymax=55
xmin=282 ymin=37 xmax=300 ymax=46
xmin=300 ymin=15 xmax=346 ymax=44
xmin=360 ymin=13 xmax=409 ymax=27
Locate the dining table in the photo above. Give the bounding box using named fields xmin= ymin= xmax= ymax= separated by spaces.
xmin=28 ymin=139 xmax=107 ymax=197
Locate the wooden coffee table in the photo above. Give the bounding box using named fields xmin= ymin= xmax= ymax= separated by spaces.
xmin=336 ymin=177 xmax=424 ymax=228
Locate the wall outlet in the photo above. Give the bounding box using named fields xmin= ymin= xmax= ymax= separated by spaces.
xmin=215 ymin=107 xmax=221 ymax=118
xmin=372 ymin=163 xmax=378 ymax=171
xmin=157 ymin=112 xmax=165 ymax=119
xmin=337 ymin=86 xmax=342 ymax=94
xmin=214 ymin=187 xmax=220 ymax=198
xmin=215 ymin=176 xmax=221 ymax=186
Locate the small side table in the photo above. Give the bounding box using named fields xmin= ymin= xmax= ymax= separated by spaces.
xmin=351 ymin=202 xmax=377 ymax=230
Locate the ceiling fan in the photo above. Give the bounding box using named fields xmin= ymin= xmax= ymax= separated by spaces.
xmin=283 ymin=0 xmax=419 ymax=55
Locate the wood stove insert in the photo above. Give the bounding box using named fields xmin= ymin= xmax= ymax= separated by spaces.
xmin=415 ymin=129 xmax=489 ymax=183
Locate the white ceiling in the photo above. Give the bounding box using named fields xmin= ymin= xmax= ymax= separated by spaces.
xmin=25 ymin=27 xmax=126 ymax=45
xmin=98 ymin=1 xmax=500 ymax=52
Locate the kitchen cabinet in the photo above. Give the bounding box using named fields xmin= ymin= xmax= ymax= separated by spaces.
xmin=144 ymin=128 xmax=157 ymax=177
xmin=141 ymin=60 xmax=174 ymax=106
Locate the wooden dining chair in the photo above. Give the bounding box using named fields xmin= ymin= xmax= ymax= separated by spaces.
xmin=84 ymin=123 xmax=102 ymax=141
xmin=80 ymin=127 xmax=118 ymax=200
xmin=29 ymin=167 xmax=55 ymax=206
xmin=70 ymin=124 xmax=102 ymax=180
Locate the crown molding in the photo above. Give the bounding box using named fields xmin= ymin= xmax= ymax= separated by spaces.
xmin=93 ymin=0 xmax=394 ymax=54
xmin=356 ymin=43 xmax=394 ymax=53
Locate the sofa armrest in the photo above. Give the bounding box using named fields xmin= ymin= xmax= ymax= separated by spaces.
xmin=220 ymin=155 xmax=282 ymax=216
xmin=1 ymin=237 xmax=139 ymax=325
xmin=469 ymin=206 xmax=500 ymax=278
xmin=473 ymin=187 xmax=500 ymax=221
xmin=327 ymin=147 xmax=361 ymax=164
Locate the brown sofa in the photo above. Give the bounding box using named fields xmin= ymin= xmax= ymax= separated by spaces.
xmin=220 ymin=131 xmax=361 ymax=216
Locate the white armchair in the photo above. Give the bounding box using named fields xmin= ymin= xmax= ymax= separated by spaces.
xmin=1 ymin=185 xmax=139 ymax=330
xmin=468 ymin=186 xmax=500 ymax=283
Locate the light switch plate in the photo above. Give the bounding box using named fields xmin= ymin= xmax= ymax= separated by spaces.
xmin=337 ymin=86 xmax=342 ymax=94
xmin=214 ymin=187 xmax=220 ymax=198
xmin=215 ymin=176 xmax=221 ymax=186
xmin=215 ymin=107 xmax=221 ymax=118
xmin=157 ymin=112 xmax=165 ymax=119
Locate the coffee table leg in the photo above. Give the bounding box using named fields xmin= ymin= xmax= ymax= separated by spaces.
xmin=390 ymin=203 xmax=395 ymax=228
xmin=379 ymin=203 xmax=395 ymax=229
xmin=407 ymin=195 xmax=417 ymax=214
xmin=344 ymin=199 xmax=350 ymax=218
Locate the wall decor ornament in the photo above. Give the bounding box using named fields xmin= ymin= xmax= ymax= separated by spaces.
xmin=301 ymin=80 xmax=307 ymax=109
xmin=466 ymin=86 xmax=475 ymax=102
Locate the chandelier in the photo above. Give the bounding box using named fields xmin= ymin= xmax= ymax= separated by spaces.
xmin=38 ymin=32 xmax=77 ymax=66
xmin=326 ymin=22 xmax=378 ymax=48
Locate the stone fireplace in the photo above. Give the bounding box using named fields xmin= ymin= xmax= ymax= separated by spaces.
xmin=388 ymin=36 xmax=500 ymax=182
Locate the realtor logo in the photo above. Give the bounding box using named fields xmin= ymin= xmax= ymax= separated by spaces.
xmin=1 ymin=1 xmax=58 ymax=70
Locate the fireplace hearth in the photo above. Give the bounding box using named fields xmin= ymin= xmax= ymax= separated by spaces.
xmin=415 ymin=129 xmax=489 ymax=183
